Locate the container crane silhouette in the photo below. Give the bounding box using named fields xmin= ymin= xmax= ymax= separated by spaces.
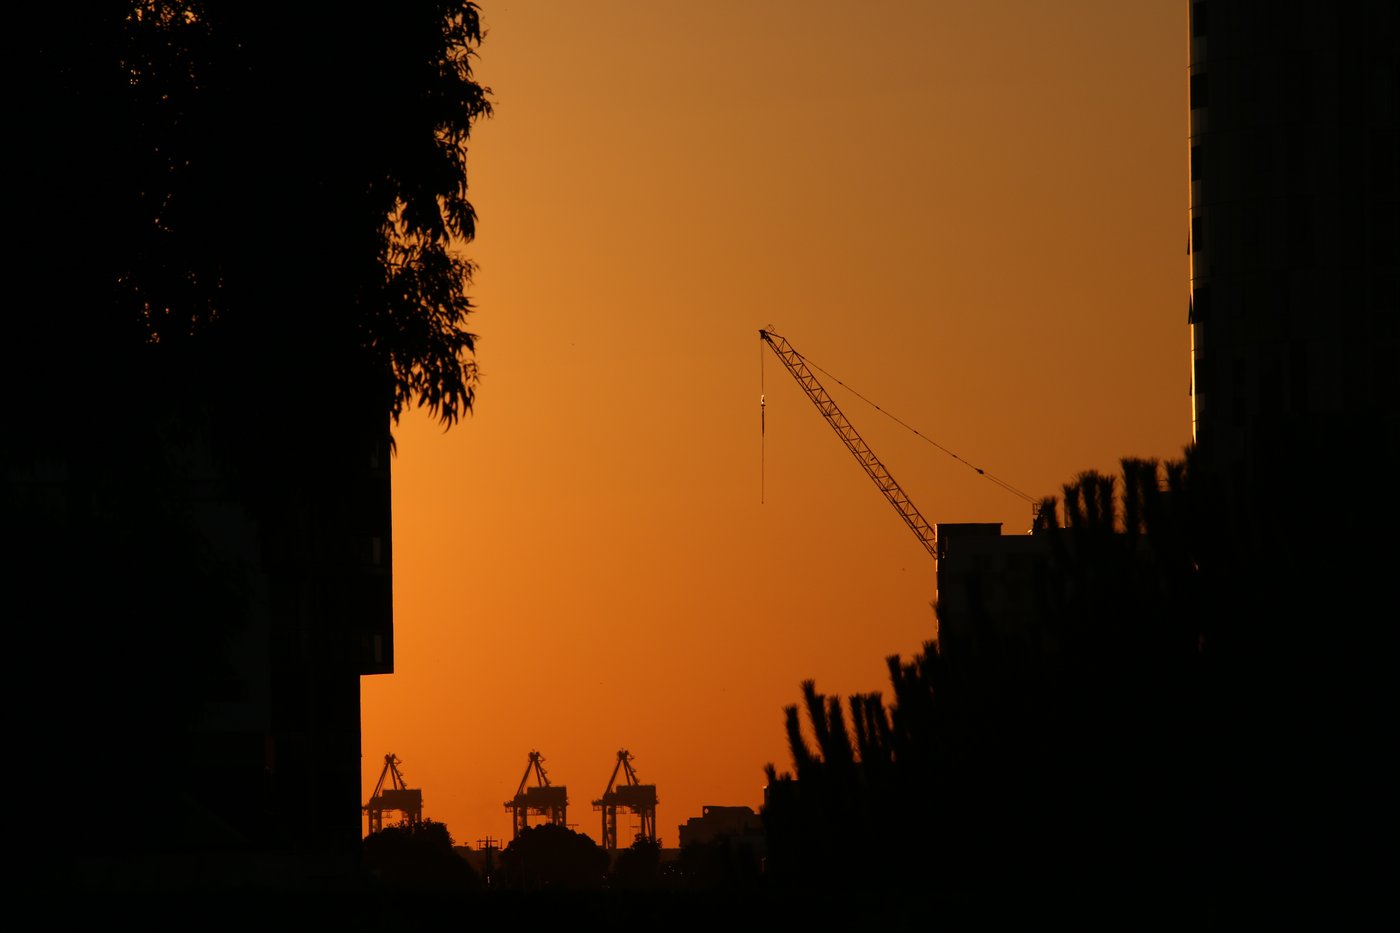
xmin=591 ymin=749 xmax=658 ymax=850
xmin=364 ymin=753 xmax=423 ymax=834
xmin=504 ymin=750 xmax=568 ymax=839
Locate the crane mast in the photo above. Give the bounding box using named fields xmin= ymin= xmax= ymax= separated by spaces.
xmin=760 ymin=328 xmax=938 ymax=560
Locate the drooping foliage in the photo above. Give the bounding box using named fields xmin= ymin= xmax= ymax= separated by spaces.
xmin=13 ymin=0 xmax=493 ymax=430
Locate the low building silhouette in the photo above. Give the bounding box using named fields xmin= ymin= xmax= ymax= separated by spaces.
xmin=932 ymin=522 xmax=1053 ymax=656
xmin=677 ymin=805 xmax=764 ymax=849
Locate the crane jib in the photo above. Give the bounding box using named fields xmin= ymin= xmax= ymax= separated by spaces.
xmin=759 ymin=329 xmax=938 ymax=560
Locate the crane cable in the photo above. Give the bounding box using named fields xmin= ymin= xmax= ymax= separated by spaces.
xmin=760 ymin=338 xmax=766 ymax=505
xmin=785 ymin=342 xmax=1038 ymax=507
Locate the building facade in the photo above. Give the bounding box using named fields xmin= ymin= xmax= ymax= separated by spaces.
xmin=1184 ymin=1 xmax=1397 ymax=911
xmin=1187 ymin=0 xmax=1397 ymax=544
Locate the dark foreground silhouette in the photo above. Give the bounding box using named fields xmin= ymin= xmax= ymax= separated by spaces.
xmin=10 ymin=2 xmax=1395 ymax=927
xmin=8 ymin=0 xmax=492 ymax=905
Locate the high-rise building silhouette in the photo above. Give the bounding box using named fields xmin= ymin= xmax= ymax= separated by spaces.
xmin=1187 ymin=0 xmax=1397 ymax=535
xmin=1185 ymin=1 xmax=1397 ymax=916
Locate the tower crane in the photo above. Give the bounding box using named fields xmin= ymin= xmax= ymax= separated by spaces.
xmin=760 ymin=328 xmax=938 ymax=559
xmin=591 ymin=749 xmax=658 ymax=850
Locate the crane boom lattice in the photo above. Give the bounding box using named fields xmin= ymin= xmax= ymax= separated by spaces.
xmin=760 ymin=328 xmax=937 ymax=559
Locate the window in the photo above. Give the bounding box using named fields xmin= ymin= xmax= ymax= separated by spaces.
xmin=1373 ymin=201 xmax=1398 ymax=267
xmin=1192 ymin=2 xmax=1209 ymax=37
xmin=1194 ymin=354 xmax=1212 ymax=397
xmin=1190 ymin=284 xmax=1211 ymax=324
xmin=1192 ymin=215 xmax=1205 ymax=254
xmin=1374 ymin=129 xmax=1397 ymax=199
xmin=1280 ymin=57 xmax=1312 ymax=119
xmin=1287 ymin=203 xmax=1314 ymax=266
xmin=1290 ymin=342 xmax=1309 ymax=413
xmin=1190 ymin=144 xmax=1203 ymax=181
xmin=1190 ymin=73 xmax=1209 ymax=110
xmin=1231 ymin=356 xmax=1248 ymax=426
xmin=1374 ymin=276 xmax=1398 ymax=341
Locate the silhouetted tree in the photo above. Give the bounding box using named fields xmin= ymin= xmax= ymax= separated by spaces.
xmin=764 ymin=449 xmax=1212 ymax=912
xmin=363 ymin=819 xmax=480 ymax=894
xmin=7 ymin=0 xmax=493 ymax=892
xmin=12 ymin=0 xmax=493 ymax=431
xmin=608 ymin=833 xmax=662 ymax=890
xmin=1024 ymin=452 xmax=1207 ymax=894
xmin=498 ymin=824 xmax=609 ymax=892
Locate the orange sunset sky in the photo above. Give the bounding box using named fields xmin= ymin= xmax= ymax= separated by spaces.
xmin=362 ymin=0 xmax=1190 ymax=847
